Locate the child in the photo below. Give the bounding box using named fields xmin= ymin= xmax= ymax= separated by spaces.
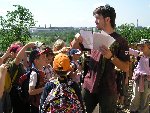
xmin=53 ymin=39 xmax=70 ymax=54
xmin=53 ymin=39 xmax=66 ymax=52
xmin=129 ymin=39 xmax=150 ymax=113
xmin=43 ymin=47 xmax=55 ymax=81
xmin=40 ymin=53 xmax=83 ymax=113
xmin=68 ymin=49 xmax=82 ymax=83
xmin=28 ymin=49 xmax=48 ymax=113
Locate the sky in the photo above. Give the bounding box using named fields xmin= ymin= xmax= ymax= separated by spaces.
xmin=0 ymin=0 xmax=150 ymax=27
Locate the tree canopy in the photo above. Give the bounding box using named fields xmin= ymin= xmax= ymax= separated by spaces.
xmin=0 ymin=5 xmax=36 ymax=51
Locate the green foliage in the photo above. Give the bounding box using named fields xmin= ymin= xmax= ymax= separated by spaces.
xmin=0 ymin=5 xmax=36 ymax=51
xmin=30 ymin=30 xmax=78 ymax=47
xmin=116 ymin=23 xmax=150 ymax=43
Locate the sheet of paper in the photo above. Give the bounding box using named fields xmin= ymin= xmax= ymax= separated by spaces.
xmin=80 ymin=30 xmax=115 ymax=50
xmin=80 ymin=30 xmax=93 ymax=49
xmin=93 ymin=32 xmax=115 ymax=50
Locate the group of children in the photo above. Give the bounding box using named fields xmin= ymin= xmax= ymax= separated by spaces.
xmin=0 ymin=39 xmax=84 ymax=113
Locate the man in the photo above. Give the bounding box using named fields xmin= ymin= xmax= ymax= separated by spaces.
xmin=71 ymin=4 xmax=129 ymax=113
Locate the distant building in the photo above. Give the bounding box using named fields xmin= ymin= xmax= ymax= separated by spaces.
xmin=29 ymin=26 xmax=94 ymax=33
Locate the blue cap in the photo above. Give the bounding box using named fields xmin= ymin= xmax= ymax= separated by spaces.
xmin=69 ymin=49 xmax=81 ymax=55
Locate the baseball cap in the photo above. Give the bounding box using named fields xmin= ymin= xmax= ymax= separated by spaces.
xmin=10 ymin=44 xmax=22 ymax=53
xmin=44 ymin=47 xmax=54 ymax=56
xmin=53 ymin=53 xmax=72 ymax=71
xmin=29 ymin=49 xmax=48 ymax=64
xmin=69 ymin=49 xmax=81 ymax=55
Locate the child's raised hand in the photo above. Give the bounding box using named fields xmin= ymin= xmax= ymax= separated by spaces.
xmin=75 ymin=33 xmax=83 ymax=43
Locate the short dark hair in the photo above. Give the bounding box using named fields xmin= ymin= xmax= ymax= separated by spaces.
xmin=93 ymin=4 xmax=116 ymax=28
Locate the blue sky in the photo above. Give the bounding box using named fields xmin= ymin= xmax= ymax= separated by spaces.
xmin=0 ymin=0 xmax=150 ymax=27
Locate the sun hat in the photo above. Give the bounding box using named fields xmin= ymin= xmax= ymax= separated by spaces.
xmin=53 ymin=53 xmax=72 ymax=71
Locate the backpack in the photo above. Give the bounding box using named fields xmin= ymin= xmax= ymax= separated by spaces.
xmin=17 ymin=67 xmax=40 ymax=104
xmin=41 ymin=79 xmax=83 ymax=113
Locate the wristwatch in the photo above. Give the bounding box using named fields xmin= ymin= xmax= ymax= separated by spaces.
xmin=110 ymin=55 xmax=115 ymax=61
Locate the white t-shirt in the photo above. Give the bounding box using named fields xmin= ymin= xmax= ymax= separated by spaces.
xmin=29 ymin=71 xmax=37 ymax=87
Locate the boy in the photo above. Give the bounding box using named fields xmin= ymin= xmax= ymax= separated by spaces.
xmin=28 ymin=49 xmax=48 ymax=113
xmin=40 ymin=53 xmax=83 ymax=113
xmin=68 ymin=49 xmax=82 ymax=83
xmin=43 ymin=47 xmax=55 ymax=81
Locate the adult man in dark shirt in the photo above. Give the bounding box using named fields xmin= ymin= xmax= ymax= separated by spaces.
xmin=71 ymin=4 xmax=130 ymax=113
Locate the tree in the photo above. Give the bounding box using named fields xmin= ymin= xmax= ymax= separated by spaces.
xmin=116 ymin=23 xmax=150 ymax=44
xmin=0 ymin=5 xmax=36 ymax=51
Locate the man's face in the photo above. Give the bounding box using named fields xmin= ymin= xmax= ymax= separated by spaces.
xmin=94 ymin=14 xmax=106 ymax=30
xmin=94 ymin=14 xmax=111 ymax=31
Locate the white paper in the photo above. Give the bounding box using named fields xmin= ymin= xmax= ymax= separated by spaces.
xmin=93 ymin=31 xmax=116 ymax=50
xmin=80 ymin=30 xmax=93 ymax=49
xmin=80 ymin=30 xmax=115 ymax=50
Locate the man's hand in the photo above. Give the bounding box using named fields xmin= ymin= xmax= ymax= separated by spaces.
xmin=99 ymin=45 xmax=113 ymax=59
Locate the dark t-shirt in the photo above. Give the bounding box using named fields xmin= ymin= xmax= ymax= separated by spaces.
xmin=98 ymin=32 xmax=129 ymax=95
xmin=81 ymin=32 xmax=129 ymax=95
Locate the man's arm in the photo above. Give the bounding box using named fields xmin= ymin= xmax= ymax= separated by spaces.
xmin=111 ymin=56 xmax=129 ymax=73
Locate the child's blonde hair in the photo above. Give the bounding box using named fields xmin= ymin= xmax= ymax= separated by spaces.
xmin=53 ymin=39 xmax=65 ymax=51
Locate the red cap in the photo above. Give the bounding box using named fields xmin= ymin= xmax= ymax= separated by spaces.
xmin=10 ymin=44 xmax=22 ymax=53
